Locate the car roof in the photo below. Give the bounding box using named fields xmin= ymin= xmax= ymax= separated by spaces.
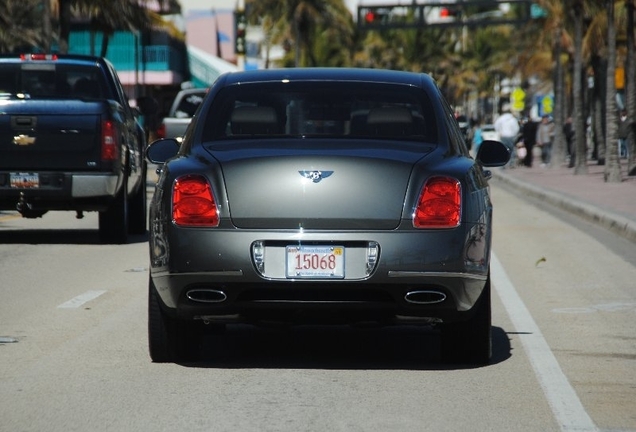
xmin=216 ymin=67 xmax=437 ymax=91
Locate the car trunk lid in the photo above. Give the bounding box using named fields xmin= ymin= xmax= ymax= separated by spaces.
xmin=205 ymin=140 xmax=434 ymax=230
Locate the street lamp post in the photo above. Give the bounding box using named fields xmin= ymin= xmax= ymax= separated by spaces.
xmin=235 ymin=0 xmax=246 ymax=71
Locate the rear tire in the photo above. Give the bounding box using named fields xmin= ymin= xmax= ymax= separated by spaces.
xmin=441 ymin=273 xmax=492 ymax=365
xmin=148 ymin=278 xmax=202 ymax=363
xmin=99 ymin=177 xmax=128 ymax=244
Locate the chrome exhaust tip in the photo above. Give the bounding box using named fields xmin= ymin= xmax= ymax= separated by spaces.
xmin=186 ymin=289 xmax=227 ymax=303
xmin=404 ymin=290 xmax=447 ymax=305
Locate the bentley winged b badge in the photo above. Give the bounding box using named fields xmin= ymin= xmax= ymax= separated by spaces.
xmin=299 ymin=170 xmax=334 ymax=183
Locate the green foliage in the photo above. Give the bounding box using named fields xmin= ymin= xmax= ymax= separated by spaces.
xmin=0 ymin=0 xmax=47 ymax=53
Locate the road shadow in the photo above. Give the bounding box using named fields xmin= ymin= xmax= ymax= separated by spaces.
xmin=0 ymin=228 xmax=148 ymax=245
xmin=187 ymin=324 xmax=511 ymax=371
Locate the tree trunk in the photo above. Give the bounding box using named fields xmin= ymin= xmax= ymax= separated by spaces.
xmin=626 ymin=0 xmax=636 ymax=176
xmin=604 ymin=0 xmax=622 ymax=182
xmin=573 ymin=0 xmax=588 ymax=174
xmin=552 ymin=27 xmax=568 ymax=168
xmin=100 ymin=33 xmax=110 ymax=58
xmin=58 ymin=0 xmax=71 ymax=54
xmin=42 ymin=0 xmax=52 ymax=52
xmin=592 ymin=55 xmax=606 ymax=163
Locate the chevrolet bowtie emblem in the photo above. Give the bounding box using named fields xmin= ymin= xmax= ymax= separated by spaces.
xmin=13 ymin=135 xmax=36 ymax=146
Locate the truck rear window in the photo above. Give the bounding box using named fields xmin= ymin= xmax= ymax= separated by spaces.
xmin=0 ymin=64 xmax=106 ymax=99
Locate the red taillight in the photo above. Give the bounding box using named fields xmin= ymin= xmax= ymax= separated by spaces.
xmin=172 ymin=175 xmax=219 ymax=227
xmin=20 ymin=53 xmax=58 ymax=61
xmin=156 ymin=123 xmax=166 ymax=139
xmin=413 ymin=176 xmax=461 ymax=228
xmin=101 ymin=120 xmax=119 ymax=161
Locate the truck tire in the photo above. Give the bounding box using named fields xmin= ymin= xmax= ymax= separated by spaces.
xmin=128 ymin=164 xmax=147 ymax=235
xmin=98 ymin=177 xmax=129 ymax=244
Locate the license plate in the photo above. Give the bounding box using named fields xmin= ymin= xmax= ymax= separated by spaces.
xmin=286 ymin=245 xmax=345 ymax=279
xmin=10 ymin=172 xmax=39 ymax=189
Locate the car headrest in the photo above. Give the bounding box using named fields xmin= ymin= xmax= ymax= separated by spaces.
xmin=230 ymin=106 xmax=280 ymax=135
xmin=367 ymin=107 xmax=413 ymax=124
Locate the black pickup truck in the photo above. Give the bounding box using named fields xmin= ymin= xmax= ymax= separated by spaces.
xmin=0 ymin=54 xmax=146 ymax=243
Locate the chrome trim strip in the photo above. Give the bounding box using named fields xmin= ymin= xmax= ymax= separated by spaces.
xmin=153 ymin=270 xmax=244 ymax=277
xmin=183 ymin=270 xmax=244 ymax=277
xmin=387 ymin=271 xmax=487 ymax=281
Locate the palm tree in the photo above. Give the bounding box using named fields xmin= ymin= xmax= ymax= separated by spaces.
xmin=525 ymin=0 xmax=571 ymax=167
xmin=571 ymin=0 xmax=588 ymax=174
xmin=247 ymin=0 xmax=353 ymax=67
xmin=0 ymin=0 xmax=46 ymax=53
xmin=604 ymin=0 xmax=622 ymax=182
xmin=625 ymin=0 xmax=636 ymax=176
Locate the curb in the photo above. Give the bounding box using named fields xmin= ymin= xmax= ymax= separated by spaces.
xmin=492 ymin=171 xmax=636 ymax=244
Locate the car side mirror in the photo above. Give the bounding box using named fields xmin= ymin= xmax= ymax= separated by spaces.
xmin=146 ymin=138 xmax=180 ymax=164
xmin=476 ymin=140 xmax=510 ymax=167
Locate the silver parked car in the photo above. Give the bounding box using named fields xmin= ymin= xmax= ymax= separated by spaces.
xmin=146 ymin=68 xmax=509 ymax=364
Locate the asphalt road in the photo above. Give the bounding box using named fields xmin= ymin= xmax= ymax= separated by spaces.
xmin=0 ymin=183 xmax=634 ymax=432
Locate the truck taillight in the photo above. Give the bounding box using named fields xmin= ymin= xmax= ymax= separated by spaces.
xmin=156 ymin=123 xmax=166 ymax=139
xmin=101 ymin=120 xmax=119 ymax=161
xmin=20 ymin=54 xmax=58 ymax=61
xmin=413 ymin=176 xmax=461 ymax=228
xmin=172 ymin=175 xmax=219 ymax=227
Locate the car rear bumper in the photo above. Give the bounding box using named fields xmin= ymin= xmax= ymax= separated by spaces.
xmin=150 ymin=224 xmax=491 ymax=325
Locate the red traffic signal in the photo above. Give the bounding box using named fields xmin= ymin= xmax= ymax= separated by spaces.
xmin=440 ymin=7 xmax=460 ymax=18
xmin=360 ymin=7 xmax=388 ymax=25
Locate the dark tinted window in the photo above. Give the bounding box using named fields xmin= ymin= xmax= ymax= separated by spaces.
xmin=174 ymin=91 xmax=206 ymax=118
xmin=201 ymin=82 xmax=438 ymax=143
xmin=0 ymin=63 xmax=106 ymax=99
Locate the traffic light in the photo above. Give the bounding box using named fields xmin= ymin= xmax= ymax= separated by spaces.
xmin=234 ymin=10 xmax=247 ymax=55
xmin=364 ymin=10 xmax=378 ymax=24
xmin=439 ymin=6 xmax=461 ymax=19
xmin=358 ymin=7 xmax=390 ymax=27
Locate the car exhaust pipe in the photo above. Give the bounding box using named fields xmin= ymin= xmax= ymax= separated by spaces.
xmin=404 ymin=290 xmax=446 ymax=305
xmin=186 ymin=289 xmax=227 ymax=303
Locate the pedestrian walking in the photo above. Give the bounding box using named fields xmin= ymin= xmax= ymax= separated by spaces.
xmin=536 ymin=115 xmax=554 ymax=167
xmin=563 ymin=116 xmax=575 ymax=167
xmin=521 ymin=117 xmax=538 ymax=167
xmin=472 ymin=118 xmax=484 ymax=157
xmin=618 ymin=110 xmax=631 ymax=159
xmin=494 ymin=104 xmax=520 ymax=168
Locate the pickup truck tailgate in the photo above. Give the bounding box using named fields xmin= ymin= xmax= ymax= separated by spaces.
xmin=0 ymin=101 xmax=105 ymax=171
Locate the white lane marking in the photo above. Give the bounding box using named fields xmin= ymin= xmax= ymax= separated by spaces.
xmin=491 ymin=253 xmax=598 ymax=432
xmin=57 ymin=290 xmax=107 ymax=309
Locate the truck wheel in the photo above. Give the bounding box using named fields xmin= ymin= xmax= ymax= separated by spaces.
xmin=148 ymin=278 xmax=202 ymax=363
xmin=440 ymin=273 xmax=492 ymax=365
xmin=128 ymin=164 xmax=147 ymax=235
xmin=99 ymin=178 xmax=128 ymax=244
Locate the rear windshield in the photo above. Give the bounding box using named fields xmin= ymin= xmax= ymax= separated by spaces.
xmin=0 ymin=63 xmax=107 ymax=99
xmin=201 ymin=82 xmax=439 ymax=143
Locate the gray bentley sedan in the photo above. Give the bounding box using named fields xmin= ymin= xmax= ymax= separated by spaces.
xmin=146 ymin=68 xmax=510 ymax=364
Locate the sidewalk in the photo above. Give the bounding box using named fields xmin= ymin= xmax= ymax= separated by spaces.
xmin=491 ymin=159 xmax=636 ymax=244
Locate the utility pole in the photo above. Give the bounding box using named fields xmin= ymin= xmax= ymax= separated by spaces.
xmin=235 ymin=0 xmax=246 ymax=71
